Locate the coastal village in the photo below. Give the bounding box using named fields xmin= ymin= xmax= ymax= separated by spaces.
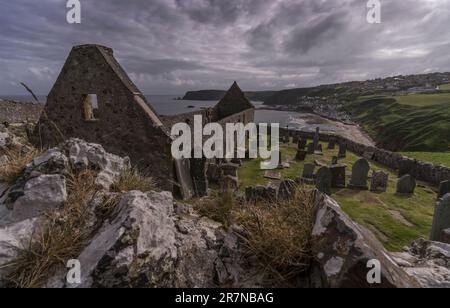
xmin=0 ymin=45 xmax=450 ymax=288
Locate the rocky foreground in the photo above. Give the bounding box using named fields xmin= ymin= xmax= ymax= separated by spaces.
xmin=0 ymin=126 xmax=449 ymax=288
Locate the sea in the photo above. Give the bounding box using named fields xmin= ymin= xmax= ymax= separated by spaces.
xmin=0 ymin=94 xmax=333 ymax=133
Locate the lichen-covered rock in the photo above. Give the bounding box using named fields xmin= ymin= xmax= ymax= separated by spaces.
xmin=392 ymin=239 xmax=450 ymax=288
xmin=0 ymin=217 xmax=41 ymax=285
xmin=64 ymin=139 xmax=130 ymax=190
xmin=311 ymin=195 xmax=418 ymax=288
xmin=5 ymin=175 xmax=67 ymax=224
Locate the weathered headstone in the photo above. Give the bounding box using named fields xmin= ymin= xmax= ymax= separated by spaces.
xmin=278 ymin=179 xmax=297 ymax=200
xmin=398 ymin=158 xmax=415 ymax=177
xmin=313 ymin=127 xmax=320 ymax=151
xmin=206 ymin=163 xmax=221 ymax=184
xmin=348 ymin=158 xmax=370 ymax=190
xmin=307 ymin=143 xmax=315 ymax=154
xmin=396 ymin=174 xmax=416 ymax=195
xmin=295 ymin=150 xmax=307 ymax=161
xmin=338 ymin=143 xmax=347 ymax=158
xmin=331 ymin=156 xmax=338 ymax=165
xmin=315 ymin=144 xmax=323 ymax=155
xmin=328 ymin=139 xmax=336 ymax=150
xmin=370 ymin=171 xmax=389 ymax=193
xmin=298 ymin=138 xmax=307 ymax=150
xmin=221 ymin=163 xmax=238 ymax=178
xmin=265 ymin=183 xmax=279 ymax=201
xmin=330 ymin=165 xmax=346 ymax=188
xmin=438 ymin=180 xmax=450 ymax=199
xmin=301 ymin=163 xmax=315 ymax=184
xmin=221 ymin=175 xmax=238 ymax=193
xmin=430 ymin=193 xmax=450 ymax=242
xmin=316 ymin=166 xmax=332 ymax=196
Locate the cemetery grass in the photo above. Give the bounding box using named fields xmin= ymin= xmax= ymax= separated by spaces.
xmin=400 ymin=151 xmax=450 ymax=168
xmin=238 ymin=140 xmax=436 ymax=252
xmin=347 ymin=94 xmax=450 ymax=152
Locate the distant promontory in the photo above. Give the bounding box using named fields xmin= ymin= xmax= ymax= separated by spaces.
xmin=182 ymin=90 xmax=276 ymax=102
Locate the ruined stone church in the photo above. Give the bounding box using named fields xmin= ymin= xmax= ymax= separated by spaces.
xmin=35 ymin=44 xmax=255 ymax=195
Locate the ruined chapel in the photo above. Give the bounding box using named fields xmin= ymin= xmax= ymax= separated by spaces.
xmin=35 ymin=44 xmax=255 ymax=195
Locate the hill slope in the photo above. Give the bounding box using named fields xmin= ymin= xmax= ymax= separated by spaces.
xmin=346 ymin=94 xmax=450 ymax=152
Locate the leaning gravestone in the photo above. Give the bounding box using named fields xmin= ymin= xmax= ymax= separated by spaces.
xmin=348 ymin=158 xmax=370 ymax=190
xmin=430 ymin=193 xmax=450 ymax=242
xmin=301 ymin=163 xmax=315 ymax=184
xmin=396 ymin=174 xmax=416 ymax=195
xmin=438 ymin=180 xmax=450 ymax=199
xmin=330 ymin=165 xmax=346 ymax=188
xmin=370 ymin=171 xmax=389 ymax=193
xmin=338 ymin=143 xmax=347 ymax=158
xmin=315 ymin=144 xmax=323 ymax=155
xmin=316 ymin=166 xmax=332 ymax=196
xmin=307 ymin=143 xmax=315 ymax=154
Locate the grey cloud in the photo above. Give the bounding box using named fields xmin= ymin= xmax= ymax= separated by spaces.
xmin=1 ymin=0 xmax=450 ymax=95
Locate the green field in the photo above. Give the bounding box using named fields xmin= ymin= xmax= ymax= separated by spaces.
xmin=401 ymin=152 xmax=450 ymax=168
xmin=439 ymin=83 xmax=450 ymax=91
xmin=347 ymin=94 xmax=450 ymax=152
xmin=238 ymin=139 xmax=437 ymax=252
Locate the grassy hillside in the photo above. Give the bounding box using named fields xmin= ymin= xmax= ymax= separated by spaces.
xmin=347 ymin=94 xmax=450 ymax=152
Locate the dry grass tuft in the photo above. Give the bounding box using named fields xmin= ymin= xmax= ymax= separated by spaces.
xmin=4 ymin=168 xmax=99 ymax=288
xmin=0 ymin=148 xmax=39 ymax=184
xmin=196 ymin=184 xmax=318 ymax=282
xmin=194 ymin=191 xmax=236 ymax=226
xmin=111 ymin=168 xmax=156 ymax=193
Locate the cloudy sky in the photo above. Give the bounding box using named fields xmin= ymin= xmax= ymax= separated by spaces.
xmin=1 ymin=0 xmax=450 ymax=95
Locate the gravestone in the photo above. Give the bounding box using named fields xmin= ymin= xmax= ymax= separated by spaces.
xmin=338 ymin=143 xmax=347 ymax=158
xmin=190 ymin=155 xmax=208 ymax=197
xmin=221 ymin=175 xmax=238 ymax=193
xmin=265 ymin=183 xmax=279 ymax=201
xmin=295 ymin=150 xmax=307 ymax=161
xmin=370 ymin=171 xmax=389 ymax=193
xmin=328 ymin=139 xmax=336 ymax=150
xmin=438 ymin=180 xmax=450 ymax=199
xmin=315 ymin=144 xmax=323 ymax=155
xmin=277 ymin=151 xmax=284 ymax=169
xmin=278 ymin=179 xmax=297 ymax=200
xmin=307 ymin=143 xmax=315 ymax=154
xmin=301 ymin=163 xmax=315 ymax=184
xmin=316 ymin=166 xmax=332 ymax=196
xmin=331 ymin=156 xmax=338 ymax=165
xmin=298 ymin=138 xmax=307 ymax=150
xmin=430 ymin=193 xmax=450 ymax=242
xmin=313 ymin=127 xmax=320 ymax=151
xmin=396 ymin=174 xmax=416 ymax=195
xmin=330 ymin=165 xmax=346 ymax=188
xmin=206 ymin=163 xmax=221 ymax=184
xmin=348 ymin=158 xmax=370 ymax=190
xmin=221 ymin=163 xmax=238 ymax=178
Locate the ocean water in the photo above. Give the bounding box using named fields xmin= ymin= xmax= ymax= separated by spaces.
xmin=0 ymin=94 xmax=332 ymax=133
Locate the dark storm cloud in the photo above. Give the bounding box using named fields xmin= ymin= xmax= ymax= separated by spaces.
xmin=1 ymin=0 xmax=450 ymax=95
